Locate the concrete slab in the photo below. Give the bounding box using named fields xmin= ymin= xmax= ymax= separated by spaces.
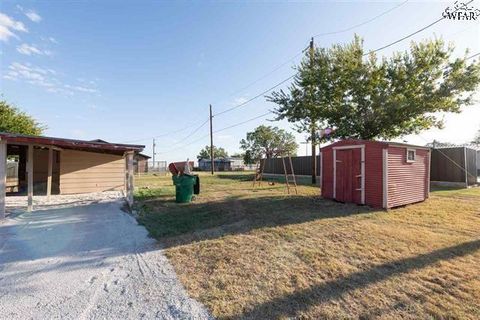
xmin=0 ymin=194 xmax=211 ymax=319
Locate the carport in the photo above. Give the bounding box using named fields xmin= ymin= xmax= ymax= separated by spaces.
xmin=0 ymin=132 xmax=144 ymax=218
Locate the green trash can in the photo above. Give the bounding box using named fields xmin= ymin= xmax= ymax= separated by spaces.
xmin=172 ymin=174 xmax=197 ymax=203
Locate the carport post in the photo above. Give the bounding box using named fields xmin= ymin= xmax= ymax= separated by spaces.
xmin=126 ymin=151 xmax=134 ymax=207
xmin=0 ymin=140 xmax=6 ymax=219
xmin=47 ymin=147 xmax=53 ymax=202
xmin=27 ymin=145 xmax=33 ymax=212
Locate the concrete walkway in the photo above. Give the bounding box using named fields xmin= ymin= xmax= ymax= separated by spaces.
xmin=0 ymin=194 xmax=211 ymax=320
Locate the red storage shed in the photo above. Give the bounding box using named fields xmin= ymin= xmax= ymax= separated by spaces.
xmin=321 ymin=140 xmax=431 ymax=209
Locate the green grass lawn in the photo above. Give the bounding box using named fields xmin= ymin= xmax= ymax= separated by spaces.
xmin=134 ymin=172 xmax=480 ymax=319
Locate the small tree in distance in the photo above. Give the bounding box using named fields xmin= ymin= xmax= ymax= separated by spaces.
xmin=197 ymin=145 xmax=228 ymax=160
xmin=240 ymin=125 xmax=298 ymax=164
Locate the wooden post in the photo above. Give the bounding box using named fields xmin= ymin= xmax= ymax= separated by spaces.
xmin=0 ymin=140 xmax=6 ymax=219
xmin=126 ymin=151 xmax=134 ymax=208
xmin=27 ymin=145 xmax=33 ymax=212
xmin=47 ymin=147 xmax=53 ymax=201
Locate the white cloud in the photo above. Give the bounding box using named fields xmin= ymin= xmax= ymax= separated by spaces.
xmin=3 ymin=62 xmax=99 ymax=95
xmin=231 ymin=96 xmax=248 ymax=106
xmin=25 ymin=10 xmax=41 ymax=23
xmin=64 ymin=84 xmax=98 ymax=94
xmin=16 ymin=6 xmax=42 ymax=23
xmin=41 ymin=36 xmax=58 ymax=44
xmin=0 ymin=12 xmax=28 ymax=41
xmin=17 ymin=43 xmax=52 ymax=56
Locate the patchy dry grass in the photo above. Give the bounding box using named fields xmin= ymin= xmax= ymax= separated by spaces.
xmin=135 ymin=172 xmax=480 ymax=319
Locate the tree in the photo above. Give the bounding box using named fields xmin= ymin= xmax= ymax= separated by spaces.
xmin=197 ymin=145 xmax=228 ymax=160
xmin=239 ymin=125 xmax=298 ymax=164
xmin=269 ymin=36 xmax=480 ymax=140
xmin=0 ymin=100 xmax=44 ymax=135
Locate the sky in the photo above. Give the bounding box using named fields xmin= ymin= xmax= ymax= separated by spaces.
xmin=0 ymin=0 xmax=479 ymax=164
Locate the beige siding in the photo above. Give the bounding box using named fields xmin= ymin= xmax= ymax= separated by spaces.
xmin=60 ymin=150 xmax=125 ymax=194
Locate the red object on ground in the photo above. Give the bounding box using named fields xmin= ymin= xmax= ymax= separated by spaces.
xmin=321 ymin=139 xmax=431 ymax=209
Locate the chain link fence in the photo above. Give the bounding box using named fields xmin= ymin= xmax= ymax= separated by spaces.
xmin=147 ymin=160 xmax=167 ymax=175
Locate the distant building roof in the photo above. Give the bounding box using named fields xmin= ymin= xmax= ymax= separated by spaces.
xmin=0 ymin=132 xmax=144 ymax=155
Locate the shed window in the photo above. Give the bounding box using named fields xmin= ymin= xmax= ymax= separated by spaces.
xmin=406 ymin=149 xmax=416 ymax=163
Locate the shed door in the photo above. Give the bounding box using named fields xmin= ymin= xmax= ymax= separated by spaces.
xmin=335 ymin=149 xmax=362 ymax=203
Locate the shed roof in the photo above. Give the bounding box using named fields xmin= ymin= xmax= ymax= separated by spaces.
xmin=321 ymin=139 xmax=430 ymax=151
xmin=0 ymin=132 xmax=144 ymax=155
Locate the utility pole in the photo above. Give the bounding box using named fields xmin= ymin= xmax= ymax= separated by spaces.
xmin=152 ymin=138 xmax=156 ymax=170
xmin=309 ymin=37 xmax=317 ymax=185
xmin=209 ymin=104 xmax=214 ymax=175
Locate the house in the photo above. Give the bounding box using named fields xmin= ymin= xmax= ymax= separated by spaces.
xmin=198 ymin=158 xmax=244 ymax=171
xmin=0 ymin=132 xmax=144 ymax=218
xmin=134 ymin=153 xmax=151 ymax=174
xmin=430 ymin=146 xmax=479 ymax=187
xmin=321 ymin=139 xmax=430 ymax=209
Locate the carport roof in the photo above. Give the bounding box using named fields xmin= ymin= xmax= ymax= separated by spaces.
xmin=0 ymin=132 xmax=144 ymax=154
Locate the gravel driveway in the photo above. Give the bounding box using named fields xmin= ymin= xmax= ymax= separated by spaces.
xmin=0 ymin=193 xmax=211 ymax=320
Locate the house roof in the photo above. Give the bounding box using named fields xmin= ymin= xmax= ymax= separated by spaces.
xmin=136 ymin=153 xmax=151 ymax=159
xmin=0 ymin=132 xmax=144 ymax=155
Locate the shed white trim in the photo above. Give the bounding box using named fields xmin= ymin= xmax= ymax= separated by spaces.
xmin=382 ymin=148 xmax=388 ymax=208
xmin=361 ymin=147 xmax=365 ymax=205
xmin=333 ymin=150 xmax=337 ymax=199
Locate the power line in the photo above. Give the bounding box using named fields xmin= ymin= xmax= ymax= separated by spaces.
xmin=210 ymin=0 xmax=409 ymax=111
xmin=121 ymin=118 xmax=208 ymax=143
xmin=313 ymin=0 xmax=409 ymax=38
xmin=156 ymin=111 xmax=273 ymax=154
xmin=121 ymin=1 xmax=421 ymax=145
xmin=162 ymin=118 xmax=210 ymax=148
xmin=214 ymin=111 xmax=273 ymax=133
xmin=213 ymin=3 xmax=476 ymax=119
xmin=127 ymin=1 xmax=476 ymax=150
xmin=364 ymin=0 xmax=475 ymax=56
xmin=213 ymin=75 xmax=295 ymax=117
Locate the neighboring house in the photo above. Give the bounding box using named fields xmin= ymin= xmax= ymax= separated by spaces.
xmin=198 ymin=158 xmax=245 ymax=171
xmin=430 ymin=146 xmax=479 ymax=187
xmin=321 ymin=139 xmax=430 ymax=209
xmin=134 ymin=153 xmax=151 ymax=174
xmin=0 ymin=132 xmax=144 ymax=216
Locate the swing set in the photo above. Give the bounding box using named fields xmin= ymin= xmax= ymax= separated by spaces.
xmin=252 ymin=150 xmax=298 ymax=195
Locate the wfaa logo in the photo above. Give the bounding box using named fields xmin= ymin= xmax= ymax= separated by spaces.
xmin=442 ymin=1 xmax=480 ymax=20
